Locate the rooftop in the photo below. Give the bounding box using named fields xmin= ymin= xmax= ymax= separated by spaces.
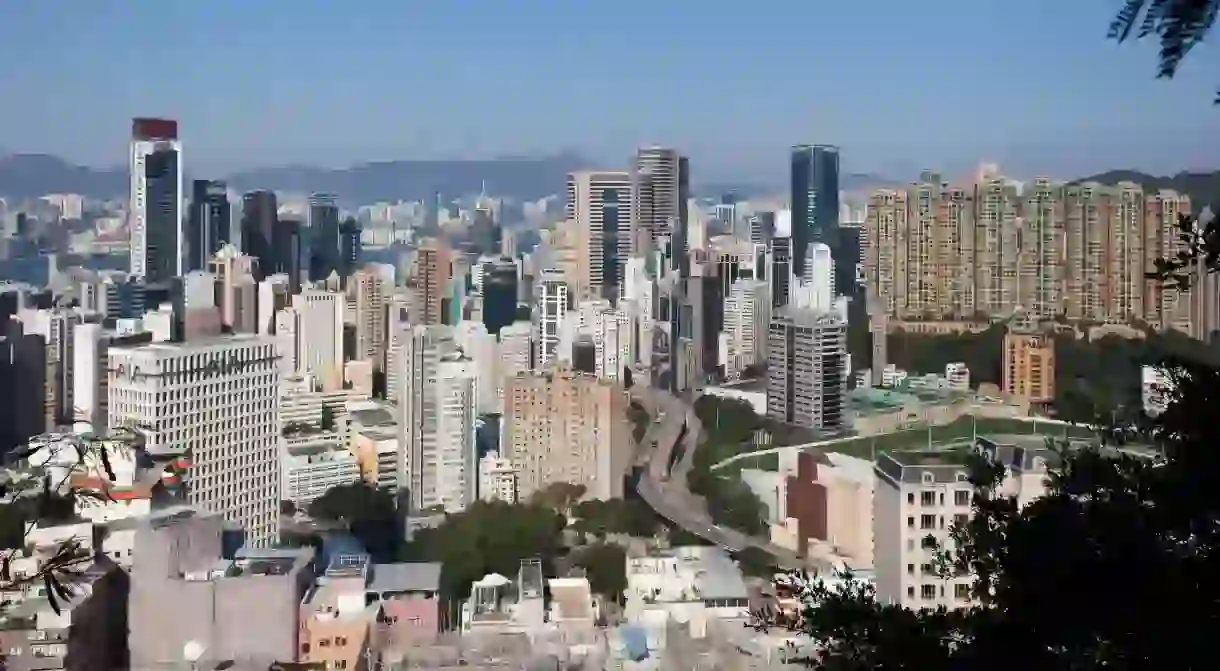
xmin=368 ymin=562 xmax=442 ymax=594
xmin=886 ymin=448 xmax=970 ymax=467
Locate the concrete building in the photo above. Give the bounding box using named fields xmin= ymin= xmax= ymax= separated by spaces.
xmin=107 ymin=335 xmax=281 ymax=546
xmin=775 ymin=451 xmax=875 ymax=567
xmin=1002 ymin=331 xmax=1055 ymax=405
xmin=722 ymin=279 xmax=769 ymax=380
xmin=478 ymin=453 xmax=518 ymax=503
xmin=349 ymin=266 xmax=388 ymax=371
xmin=532 ymin=269 xmax=569 ymax=370
xmin=208 ymin=244 xmax=259 ymax=334
xmin=398 ymin=325 xmax=478 ymax=513
xmin=256 ymin=274 xmax=292 ymax=337
xmin=873 ymin=438 xmax=1053 ymax=611
xmin=283 ymin=442 xmax=362 ymax=505
xmin=631 ymin=147 xmax=688 ymax=262
xmin=454 ymin=320 xmax=499 ymax=415
xmin=765 ymin=307 xmax=847 ymax=432
xmin=623 ymin=545 xmax=750 ymax=653
xmin=567 ymin=170 xmax=631 ymax=302
xmin=410 ymin=237 xmax=451 ymax=326
xmin=281 ymin=289 xmax=346 ymax=391
xmin=503 ymin=368 xmax=631 ymax=501
xmin=127 ymin=508 xmax=314 ymax=670
xmin=0 ymin=558 xmax=129 ymax=671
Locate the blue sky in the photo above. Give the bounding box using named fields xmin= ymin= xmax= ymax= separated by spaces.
xmin=0 ymin=0 xmax=1217 ymax=182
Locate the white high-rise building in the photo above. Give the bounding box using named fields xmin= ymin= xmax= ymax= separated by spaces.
xmin=793 ymin=242 xmax=835 ymax=311
xmin=454 ymin=320 xmax=498 ymax=414
xmin=497 ymin=321 xmax=533 ymax=412
xmin=398 ymin=325 xmax=477 ymax=513
xmin=107 ymin=334 xmax=280 ymax=546
xmin=590 ymin=307 xmax=632 ymax=382
xmin=72 ymin=322 xmax=108 ymax=430
xmin=533 ymin=269 xmax=568 ymax=369
xmin=257 ymin=274 xmax=291 ymax=337
xmin=766 ymin=307 xmax=847 ymax=432
xmin=723 ymin=279 xmax=770 ymax=379
xmin=128 ymin=118 xmax=184 ymax=283
xmin=287 ymin=289 xmax=345 ymax=390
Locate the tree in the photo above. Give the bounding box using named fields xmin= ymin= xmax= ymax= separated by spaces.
xmin=1110 ymin=0 xmax=1220 ymax=103
xmin=734 ymin=547 xmax=778 ymax=579
xmin=572 ymin=542 xmax=628 ymax=603
xmin=308 ymin=482 xmax=402 ymax=562
xmin=530 ymin=482 xmax=587 ymax=513
xmin=404 ymin=500 xmax=567 ymax=601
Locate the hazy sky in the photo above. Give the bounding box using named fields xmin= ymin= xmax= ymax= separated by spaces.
xmin=1 ymin=0 xmax=1218 ymax=183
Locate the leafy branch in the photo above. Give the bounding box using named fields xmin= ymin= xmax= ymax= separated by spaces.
xmin=1110 ymin=0 xmax=1220 ymax=103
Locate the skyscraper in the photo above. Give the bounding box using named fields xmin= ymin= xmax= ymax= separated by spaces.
xmin=271 ymin=217 xmax=304 ymax=294
xmin=308 ymin=194 xmax=340 ymax=282
xmin=766 ymin=307 xmax=846 ymax=432
xmin=632 ymin=147 xmax=689 ymax=273
xmin=568 ymin=170 xmax=631 ymax=302
xmin=790 ymin=144 xmax=840 ymax=285
xmin=339 ymin=217 xmax=362 ymax=280
xmin=482 ymin=258 xmax=519 ymax=336
xmin=240 ymin=190 xmax=277 ymax=279
xmin=187 ymin=180 xmax=230 ymax=273
xmin=129 ymin=118 xmax=183 ymax=283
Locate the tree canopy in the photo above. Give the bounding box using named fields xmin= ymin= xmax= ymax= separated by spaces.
xmin=403 ymin=499 xmax=567 ymax=601
xmin=307 ymin=481 xmax=402 ymax=562
xmin=571 ymin=542 xmax=628 ymax=603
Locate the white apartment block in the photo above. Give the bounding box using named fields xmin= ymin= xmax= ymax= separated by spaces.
xmin=454 ymin=320 xmax=499 ymax=415
xmin=723 ymin=279 xmax=769 ymax=379
xmin=106 ymin=335 xmax=281 ymax=546
xmin=283 ymin=444 xmax=362 ymax=505
xmin=72 ymin=322 xmax=108 ymax=430
xmin=533 ymin=270 xmax=568 ymax=369
xmin=584 ymin=305 xmax=632 ymax=383
xmin=280 ymin=289 xmax=346 ymax=390
xmin=765 ymin=307 xmax=847 ymax=432
xmin=497 ymin=321 xmax=533 ymax=412
xmin=350 ymin=268 xmax=388 ymax=370
xmin=398 ymin=325 xmax=478 ymax=513
xmin=873 ymin=437 xmax=1051 ymax=611
xmin=478 ymin=453 xmax=518 ymax=503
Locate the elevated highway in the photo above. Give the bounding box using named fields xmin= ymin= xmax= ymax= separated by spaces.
xmin=628 ymin=386 xmax=823 ymax=573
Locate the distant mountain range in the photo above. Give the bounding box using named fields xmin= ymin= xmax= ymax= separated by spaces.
xmin=0 ymin=151 xmax=895 ymax=205
xmin=3 ymin=151 xmax=1213 ymax=210
xmin=1072 ymin=170 xmax=1220 ymax=211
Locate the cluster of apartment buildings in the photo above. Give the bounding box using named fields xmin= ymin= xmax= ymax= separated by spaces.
xmin=863 ymin=166 xmax=1216 ymax=339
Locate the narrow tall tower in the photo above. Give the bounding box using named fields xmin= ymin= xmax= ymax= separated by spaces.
xmin=129 ymin=118 xmax=183 ymax=283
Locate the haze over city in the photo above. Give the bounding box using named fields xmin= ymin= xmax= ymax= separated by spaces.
xmin=2 ymin=0 xmax=1219 ymax=181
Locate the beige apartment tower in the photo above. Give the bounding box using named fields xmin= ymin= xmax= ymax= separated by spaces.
xmin=503 ymin=368 xmax=632 ymax=501
xmin=863 ymin=171 xmax=1192 ymax=333
xmin=1002 ymin=331 xmax=1055 ymax=405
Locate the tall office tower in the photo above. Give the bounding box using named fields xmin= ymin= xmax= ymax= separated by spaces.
xmin=240 ymin=190 xmax=278 ymax=280
xmin=1145 ymin=189 xmax=1193 ymax=332
xmin=533 ymin=269 xmax=569 ymax=369
xmin=349 ymin=266 xmax=387 ymax=370
xmin=411 ymin=237 xmax=450 ymax=325
xmin=108 ymin=335 xmax=281 ymax=545
xmin=0 ymin=321 xmax=47 ymax=451
xmin=186 ymin=180 xmax=230 ymax=272
xmin=129 ymin=118 xmax=183 ymax=283
xmin=568 ymin=171 xmax=632 ymax=303
xmin=632 ymin=147 xmax=690 ymax=274
xmin=208 ymin=244 xmax=260 ymax=333
xmin=455 ymin=320 xmax=499 ymax=414
xmin=723 ymin=279 xmax=769 ymax=378
xmin=271 ymin=217 xmax=304 ymax=294
xmin=766 ymin=307 xmax=847 ymax=432
xmin=257 ymin=274 xmax=292 ymax=337
xmin=471 ymin=203 xmax=500 ymax=256
xmin=307 ymin=193 xmax=341 ymax=282
xmin=18 ymin=308 xmax=79 ymax=426
xmin=790 ymin=144 xmax=840 ymax=287
xmin=770 ymin=236 xmax=792 ymax=308
xmin=867 ymin=294 xmax=889 ymax=386
xmin=503 ymin=368 xmax=631 ymax=501
xmin=285 ymin=289 xmax=346 ymax=390
xmin=799 ymin=242 xmax=835 ymax=311
xmin=686 ymin=257 xmax=724 ymax=381
xmin=862 ymin=189 xmax=906 ymax=317
xmin=339 ymin=216 xmax=362 ymax=281
xmin=482 ymin=258 xmax=519 ymax=336
xmin=752 ymin=211 xmax=775 ymax=245
xmin=398 ymin=325 xmax=477 ymax=513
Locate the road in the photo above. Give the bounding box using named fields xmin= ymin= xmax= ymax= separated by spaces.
xmin=628 ymin=385 xmax=820 ymax=573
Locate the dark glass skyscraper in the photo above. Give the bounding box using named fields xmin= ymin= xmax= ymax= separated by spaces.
xmin=272 ymin=218 xmax=304 ymax=294
xmin=143 ymin=147 xmax=181 ymax=284
xmin=187 ymin=180 xmax=230 ymax=272
xmin=307 ymin=193 xmax=340 ymax=282
xmin=241 ymin=190 xmax=277 ymax=279
xmin=482 ymin=258 xmax=518 ymax=336
xmin=790 ymin=144 xmax=840 ymax=281
xmin=339 ymin=217 xmax=362 ymax=279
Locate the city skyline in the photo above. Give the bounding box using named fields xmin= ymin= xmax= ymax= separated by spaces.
xmin=1 ymin=1 xmax=1219 ymax=181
